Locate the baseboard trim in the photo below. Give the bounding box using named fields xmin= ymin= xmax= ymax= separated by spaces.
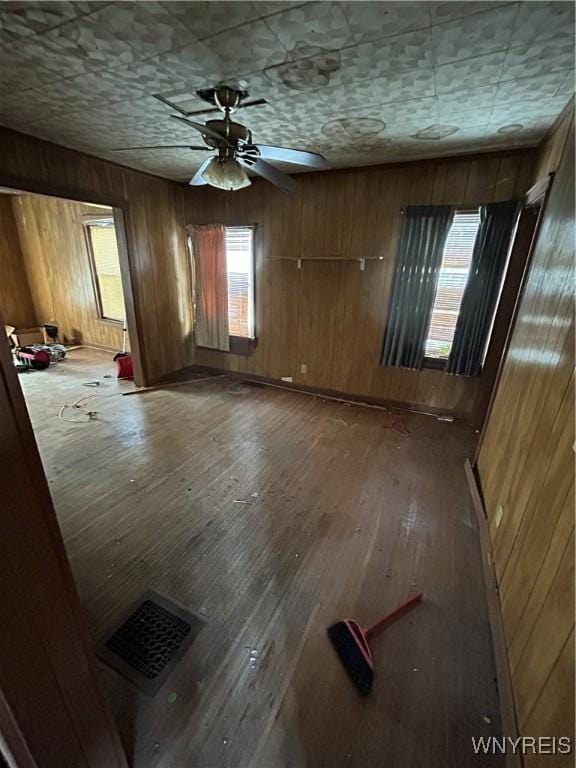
xmin=148 ymin=366 xmax=195 ymax=386
xmin=190 ymin=364 xmax=468 ymax=420
xmin=81 ymin=342 xmax=123 ymax=354
xmin=464 ymin=458 xmax=522 ymax=768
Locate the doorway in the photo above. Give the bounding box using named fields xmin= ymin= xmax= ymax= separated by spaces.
xmin=1 ymin=189 xmax=140 ymax=389
xmin=474 ymin=174 xmax=553 ymax=452
xmin=0 ymin=187 xmax=143 ymax=765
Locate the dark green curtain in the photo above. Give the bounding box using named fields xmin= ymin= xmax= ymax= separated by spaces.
xmin=447 ymin=200 xmax=519 ymax=377
xmin=381 ymin=205 xmax=454 ymax=369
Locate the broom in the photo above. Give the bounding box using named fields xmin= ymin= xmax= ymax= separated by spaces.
xmin=113 ymin=320 xmax=128 ymax=362
xmin=327 ymin=592 xmax=423 ymax=696
xmin=113 ymin=320 xmax=133 ymax=379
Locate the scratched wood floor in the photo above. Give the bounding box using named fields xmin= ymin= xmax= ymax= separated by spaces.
xmin=20 ymin=348 xmax=504 ymax=768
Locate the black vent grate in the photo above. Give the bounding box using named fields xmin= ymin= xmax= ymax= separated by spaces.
xmin=106 ymin=599 xmax=191 ymax=679
xmin=98 ymin=591 xmax=203 ymax=694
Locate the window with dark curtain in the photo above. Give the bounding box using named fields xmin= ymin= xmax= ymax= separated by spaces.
xmin=382 ymin=201 xmax=518 ymax=376
xmin=425 ymin=210 xmax=481 ymax=360
xmin=381 ymin=205 xmax=455 ymax=370
xmin=447 ymin=200 xmax=519 ymax=377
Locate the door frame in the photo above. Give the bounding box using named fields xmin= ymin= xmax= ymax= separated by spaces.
xmin=0 ymin=174 xmax=145 ymax=387
xmin=473 ymin=173 xmax=555 ymax=463
xmin=0 ymin=313 xmax=127 ymax=767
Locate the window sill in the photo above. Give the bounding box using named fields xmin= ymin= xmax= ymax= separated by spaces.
xmin=96 ymin=318 xmax=124 ymax=327
xmin=229 ymin=335 xmax=257 ymax=356
xmin=197 ymin=336 xmax=257 ymax=357
xmin=423 ymin=357 xmax=448 ymax=371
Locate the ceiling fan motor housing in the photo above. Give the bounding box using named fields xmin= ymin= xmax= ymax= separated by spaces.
xmin=204 ymin=119 xmax=251 ymax=148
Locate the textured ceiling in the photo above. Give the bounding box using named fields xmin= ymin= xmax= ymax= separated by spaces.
xmin=0 ymin=1 xmax=574 ymax=182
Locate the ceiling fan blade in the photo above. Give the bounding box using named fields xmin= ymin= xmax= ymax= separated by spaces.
xmin=171 ymin=114 xmax=232 ymax=146
xmin=189 ymin=157 xmax=214 ymax=186
xmin=242 ymin=144 xmax=328 ymax=169
xmin=113 ymin=145 xmax=210 ymax=151
xmin=238 ymin=156 xmax=297 ymax=193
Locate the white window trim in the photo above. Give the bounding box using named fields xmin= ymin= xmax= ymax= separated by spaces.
xmin=225 ymin=225 xmax=256 ymax=340
xmin=424 ymin=208 xmax=481 ymax=363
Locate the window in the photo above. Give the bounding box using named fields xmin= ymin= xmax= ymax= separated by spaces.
xmin=424 ymin=209 xmax=481 ymax=360
xmin=86 ymin=218 xmax=125 ymax=323
xmin=225 ymin=226 xmax=254 ymax=338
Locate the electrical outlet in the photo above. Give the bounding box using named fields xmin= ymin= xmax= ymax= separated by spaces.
xmin=300 ymin=363 xmax=307 ymax=375
xmin=281 ymin=376 xmax=293 ymax=383
xmin=495 ymin=504 xmax=504 ymax=528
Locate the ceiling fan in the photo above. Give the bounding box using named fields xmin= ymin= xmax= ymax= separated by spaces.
xmin=114 ymin=84 xmax=329 ymax=192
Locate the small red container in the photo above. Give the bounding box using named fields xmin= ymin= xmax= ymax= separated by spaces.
xmin=116 ymin=354 xmax=133 ymax=380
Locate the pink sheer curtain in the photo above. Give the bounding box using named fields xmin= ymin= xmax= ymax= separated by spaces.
xmin=192 ymin=225 xmax=229 ymax=351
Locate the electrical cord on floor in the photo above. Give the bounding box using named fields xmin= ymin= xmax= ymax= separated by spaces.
xmin=58 ymin=394 xmax=98 ymax=423
xmin=58 ymin=391 xmax=122 ymax=423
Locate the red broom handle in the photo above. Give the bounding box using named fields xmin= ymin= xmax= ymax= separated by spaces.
xmin=364 ymin=592 xmax=423 ymax=638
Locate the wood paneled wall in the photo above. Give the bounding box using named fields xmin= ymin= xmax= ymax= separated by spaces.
xmin=532 ymin=101 xmax=574 ymax=181
xmin=0 ymin=125 xmax=538 ymax=403
xmin=0 ymin=299 xmax=127 ymax=768
xmin=12 ymin=196 xmax=126 ymax=349
xmin=476 ymin=112 xmax=575 ymax=758
xmin=0 ymin=195 xmax=36 ymax=329
xmin=0 ymin=128 xmax=193 ymax=385
xmin=183 ymin=149 xmax=535 ymax=419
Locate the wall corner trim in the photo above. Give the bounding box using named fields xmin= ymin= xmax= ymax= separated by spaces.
xmin=464 ymin=458 xmax=523 ymax=768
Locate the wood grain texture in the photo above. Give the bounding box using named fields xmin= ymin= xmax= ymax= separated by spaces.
xmin=0 ymin=127 xmax=193 ymax=385
xmin=11 ymin=196 xmax=126 ymax=349
xmin=464 ymin=459 xmax=522 ymax=768
xmin=20 ymin=347 xmax=504 ymax=768
xmin=0 ymin=195 xmax=36 ymax=329
xmin=531 ymin=101 xmax=574 ymax=181
xmin=476 ymin=111 xmax=575 ymax=753
xmin=0 ymin=321 xmax=126 ymax=767
xmin=183 ymin=149 xmax=536 ymax=421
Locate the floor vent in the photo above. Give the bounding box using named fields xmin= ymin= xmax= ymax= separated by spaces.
xmin=98 ymin=590 xmax=203 ymax=694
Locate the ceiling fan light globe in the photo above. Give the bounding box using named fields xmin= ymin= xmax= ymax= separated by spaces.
xmin=201 ymin=157 xmax=251 ymax=191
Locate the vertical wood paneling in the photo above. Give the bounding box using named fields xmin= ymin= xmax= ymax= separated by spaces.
xmin=523 ymin=628 xmax=575 ymax=757
xmin=493 ymin=155 xmax=522 ymax=200
xmin=185 ymin=149 xmax=536 ymax=419
xmin=0 ymin=127 xmax=193 ymax=385
xmin=0 ymin=332 xmax=126 ymax=767
xmin=0 ymin=196 xmax=36 ymax=329
xmin=476 ymin=112 xmax=574 ymax=746
xmin=12 ymin=196 xmax=126 ymax=349
xmin=462 ymin=156 xmax=501 ymax=204
xmin=532 ymin=105 xmax=574 ymax=181
xmin=513 ymin=535 xmax=574 ymax=727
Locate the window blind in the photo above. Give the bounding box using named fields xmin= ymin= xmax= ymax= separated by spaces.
xmin=87 ymin=221 xmax=125 ymax=322
xmin=225 ymin=226 xmax=254 ymax=338
xmin=425 ymin=210 xmax=481 ymax=359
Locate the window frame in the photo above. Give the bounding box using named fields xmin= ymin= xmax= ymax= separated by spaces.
xmin=422 ymin=206 xmax=481 ymax=370
xmin=225 ymin=224 xmax=257 ymax=346
xmin=188 ymin=223 xmax=258 ymax=356
xmin=83 ymin=215 xmax=124 ymax=326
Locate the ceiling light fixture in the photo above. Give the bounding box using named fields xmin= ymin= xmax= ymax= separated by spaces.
xmin=115 ymin=84 xmax=328 ymax=193
xmin=200 ymin=157 xmax=251 ymax=191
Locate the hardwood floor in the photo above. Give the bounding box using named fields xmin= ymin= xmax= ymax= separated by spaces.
xmin=20 ymin=349 xmax=503 ymax=768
